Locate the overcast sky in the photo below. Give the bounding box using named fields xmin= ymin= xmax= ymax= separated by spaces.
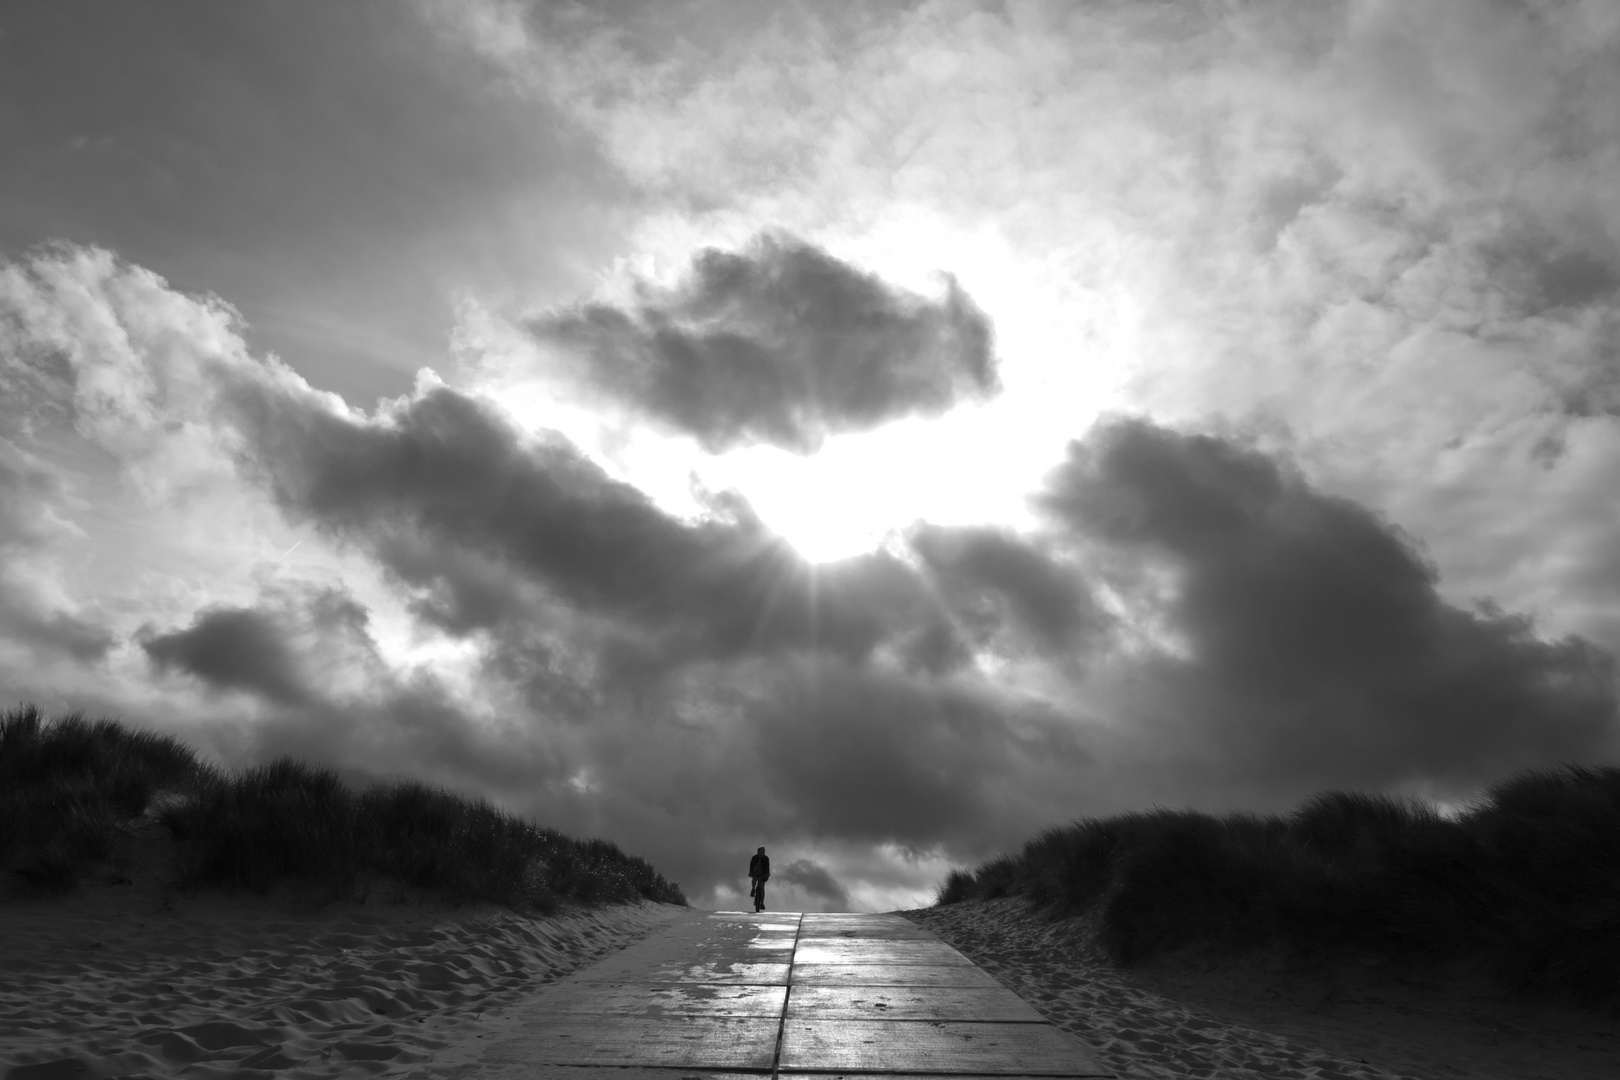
xmin=3 ymin=0 xmax=1618 ymax=912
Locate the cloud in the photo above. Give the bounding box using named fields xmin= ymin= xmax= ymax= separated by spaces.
xmin=0 ymin=436 xmax=115 ymax=665
xmin=746 ymin=657 xmax=1091 ymax=852
xmin=133 ymin=576 xmax=577 ymax=800
xmin=139 ymin=591 xmax=362 ymax=707
xmin=0 ymin=242 xmax=252 ymax=506
xmin=527 ymin=232 xmax=998 ymax=452
xmin=3 ymin=2 xmax=627 ymax=411
xmin=775 ymin=857 xmax=851 ymax=908
xmin=909 ymin=523 xmax=1113 ymax=663
xmin=220 ymin=368 xmax=958 ymax=675
xmin=0 ymin=604 xmax=116 ymax=666
xmin=1042 ymin=416 xmax=1618 ymax=790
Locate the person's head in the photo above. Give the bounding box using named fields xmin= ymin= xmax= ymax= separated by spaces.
xmin=757 ymin=846 xmax=765 ymax=854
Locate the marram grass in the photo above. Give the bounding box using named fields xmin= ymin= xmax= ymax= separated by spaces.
xmin=937 ymin=768 xmax=1620 ymax=1009
xmin=0 ymin=704 xmax=685 ymax=911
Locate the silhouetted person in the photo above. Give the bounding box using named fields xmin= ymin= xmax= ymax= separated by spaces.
xmin=748 ymin=846 xmax=770 ymax=912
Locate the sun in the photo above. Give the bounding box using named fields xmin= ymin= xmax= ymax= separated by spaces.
xmin=750 ymin=479 xmax=895 ymax=564
xmin=705 ymin=441 xmax=899 ymax=564
xmin=703 ymin=413 xmax=1037 ymax=564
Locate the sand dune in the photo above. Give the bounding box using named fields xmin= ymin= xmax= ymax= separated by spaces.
xmin=0 ymin=859 xmax=686 ymax=1080
xmin=905 ymin=898 xmax=1620 ymax=1080
xmin=10 ymin=863 xmax=1616 ymax=1080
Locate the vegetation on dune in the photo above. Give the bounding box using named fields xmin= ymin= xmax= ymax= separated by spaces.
xmin=936 ymin=768 xmax=1620 ymax=1008
xmin=0 ymin=704 xmax=686 ymax=910
xmin=0 ymin=704 xmax=200 ymax=891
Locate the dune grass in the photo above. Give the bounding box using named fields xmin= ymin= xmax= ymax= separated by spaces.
xmin=936 ymin=766 xmax=1620 ymax=1009
xmin=0 ymin=704 xmax=206 ymax=891
xmin=0 ymin=704 xmax=686 ymax=910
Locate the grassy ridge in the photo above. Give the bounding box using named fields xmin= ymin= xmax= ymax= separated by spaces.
xmin=937 ymin=768 xmax=1620 ymax=1008
xmin=0 ymin=704 xmax=686 ymax=910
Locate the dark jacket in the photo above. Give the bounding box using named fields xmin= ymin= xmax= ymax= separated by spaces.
xmin=749 ymin=853 xmax=770 ymax=881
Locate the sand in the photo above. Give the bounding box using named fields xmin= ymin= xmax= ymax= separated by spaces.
xmin=903 ymin=898 xmax=1620 ymax=1080
xmin=0 ymin=814 xmax=690 ymax=1080
xmin=9 ymin=841 xmax=1616 ymax=1080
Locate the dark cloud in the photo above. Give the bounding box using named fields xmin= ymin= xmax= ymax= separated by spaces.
xmin=1478 ymin=227 xmax=1620 ymax=418
xmin=223 ymin=377 xmax=949 ymax=672
xmin=909 ymin=523 xmax=1112 ymax=661
xmin=478 ymin=649 xmax=1102 ymax=906
xmin=775 ymin=857 xmax=851 ymax=908
xmin=5 ymin=610 xmax=117 ymax=664
xmin=1484 ymin=226 xmax=1620 ymax=317
xmin=139 ymin=588 xmax=370 ymax=706
xmin=747 ymin=659 xmax=1091 ymax=851
xmin=1533 ymin=250 xmax=1620 ymax=312
xmin=135 ymin=578 xmax=578 ymax=801
xmin=1041 ymin=417 xmax=1618 ymax=790
xmin=528 ymin=232 xmax=998 ymax=453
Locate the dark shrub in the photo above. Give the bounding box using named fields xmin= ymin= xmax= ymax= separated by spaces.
xmin=1289 ymin=790 xmax=1437 ymax=860
xmin=1 ymin=705 xmax=200 ymax=890
xmin=2 ymin=704 xmax=686 ymax=909
xmin=973 ymin=854 xmax=1020 ymax=900
xmin=169 ymin=758 xmax=360 ymax=895
xmin=934 ymin=762 xmax=1620 ymax=1007
xmin=1097 ymin=810 xmax=1276 ymax=962
xmin=935 ymin=868 xmax=976 ymax=905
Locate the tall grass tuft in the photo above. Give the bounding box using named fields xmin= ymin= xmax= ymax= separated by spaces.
xmin=166 ymin=758 xmax=360 ymax=896
xmin=936 ymin=764 xmax=1620 ymax=1009
xmin=2 ymin=704 xmax=686 ymax=909
xmin=1 ymin=704 xmax=202 ymax=890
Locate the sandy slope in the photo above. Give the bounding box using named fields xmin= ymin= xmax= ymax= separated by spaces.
xmin=8 ymin=856 xmax=1614 ymax=1080
xmin=0 ymin=824 xmax=688 ymax=1080
xmin=903 ymin=898 xmax=1620 ymax=1080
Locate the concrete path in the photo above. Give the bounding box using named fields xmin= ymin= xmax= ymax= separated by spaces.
xmin=439 ymin=910 xmax=1114 ymax=1078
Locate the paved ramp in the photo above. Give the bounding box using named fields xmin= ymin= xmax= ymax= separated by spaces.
xmin=442 ymin=910 xmax=1113 ymax=1078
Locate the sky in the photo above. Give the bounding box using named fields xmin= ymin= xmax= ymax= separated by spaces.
xmin=2 ymin=0 xmax=1618 ymax=913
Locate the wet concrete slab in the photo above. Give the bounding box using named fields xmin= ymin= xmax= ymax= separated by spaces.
xmin=787 ymin=985 xmax=1047 ymax=1022
xmin=574 ymin=957 xmax=792 ymax=984
xmin=780 ymin=1018 xmax=1110 ymax=1076
xmin=427 ymin=910 xmax=1117 ymax=1078
xmin=479 ymin=1014 xmax=781 ymax=1070
xmin=799 ymin=917 xmax=937 ymax=937
xmin=798 ymin=925 xmax=940 ymax=940
xmin=556 ymin=912 xmax=797 ymax=984
xmin=710 ymin=911 xmax=802 ymax=925
xmin=800 ymin=919 xmax=926 ymax=932
xmin=455 ymin=1070 xmax=757 ymax=1080
xmin=794 ymin=940 xmax=978 ymax=965
xmin=792 ymin=961 xmax=1005 ymax=987
xmin=521 ymin=981 xmax=788 ymax=1017
xmin=628 ymin=945 xmax=796 ymax=963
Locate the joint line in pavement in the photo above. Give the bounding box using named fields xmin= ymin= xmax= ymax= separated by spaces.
xmin=769 ymin=912 xmax=804 ymax=1080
